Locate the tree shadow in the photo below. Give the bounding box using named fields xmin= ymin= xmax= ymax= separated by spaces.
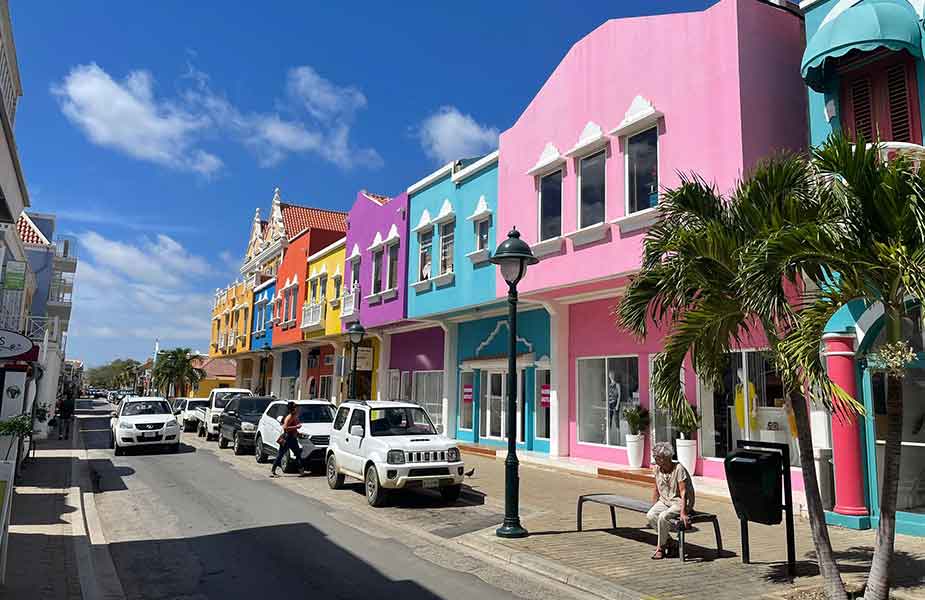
xmin=762 ymin=546 xmax=925 ymax=590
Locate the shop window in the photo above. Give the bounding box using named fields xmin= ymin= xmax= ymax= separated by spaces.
xmin=698 ymin=351 xmax=801 ymax=467
xmin=841 ymin=55 xmax=921 ymax=144
xmin=388 ymin=369 xmax=401 ymax=399
xmin=578 ymin=150 xmax=606 ymax=228
xmin=412 ymin=371 xmax=444 ymax=433
xmin=371 ymin=249 xmax=383 ymax=294
xmin=535 ymin=369 xmax=551 ymax=439
xmin=626 ymin=127 xmax=659 ymax=214
xmin=319 ymin=375 xmax=333 ymax=401
xmin=419 ymin=231 xmax=433 ymax=281
xmin=387 ymin=244 xmax=399 ymax=290
xmin=439 ymin=222 xmax=454 ymax=274
xmin=577 ymin=356 xmax=639 ymax=446
xmin=539 ymin=170 xmax=562 ymax=241
xmin=459 ymin=372 xmax=474 ymax=430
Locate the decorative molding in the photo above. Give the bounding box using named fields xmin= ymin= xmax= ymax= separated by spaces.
xmin=565 ymin=121 xmax=609 ymax=157
xmin=365 ymin=292 xmax=382 ymax=305
xmin=407 ymin=160 xmax=456 ymax=195
xmin=565 ymin=221 xmax=611 ymax=247
xmin=384 ymin=223 xmax=401 ymax=245
xmin=411 ymin=279 xmax=432 ymax=293
xmin=381 ymin=287 xmax=398 ymax=301
xmin=367 ymin=231 xmax=384 ymax=251
xmin=475 ymin=320 xmax=534 ymax=356
xmin=466 ymin=195 xmax=492 ymax=222
xmin=526 ymin=142 xmax=566 ymax=177
xmin=348 ymin=244 xmax=362 ymax=262
xmin=530 ymin=236 xmax=565 ymax=258
xmin=413 ymin=209 xmax=434 ymax=234
xmin=466 ymin=248 xmax=490 ymax=264
xmin=433 ymin=271 xmax=455 ymax=287
xmin=452 ymin=150 xmax=499 ymax=183
xmin=433 ymin=198 xmax=455 ymax=225
xmin=608 ymin=95 xmax=663 ymax=138
xmin=611 ymin=206 xmax=660 ymax=233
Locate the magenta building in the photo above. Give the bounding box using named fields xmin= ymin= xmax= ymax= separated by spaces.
xmin=495 ymin=0 xmax=809 ymax=486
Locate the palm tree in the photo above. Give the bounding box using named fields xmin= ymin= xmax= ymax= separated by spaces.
xmin=739 ymin=135 xmax=925 ymax=600
xmin=617 ymin=152 xmax=856 ymax=599
xmin=153 ymin=348 xmax=205 ymax=398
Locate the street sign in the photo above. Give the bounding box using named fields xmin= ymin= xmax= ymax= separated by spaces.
xmin=0 ymin=329 xmax=32 ymax=359
xmin=355 ymin=347 xmax=373 ymax=371
xmin=2 ymin=262 xmax=25 ymax=291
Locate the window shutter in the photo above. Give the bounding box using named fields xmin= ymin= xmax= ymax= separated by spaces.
xmin=886 ymin=63 xmax=913 ymax=143
xmin=847 ymin=76 xmax=874 ymax=142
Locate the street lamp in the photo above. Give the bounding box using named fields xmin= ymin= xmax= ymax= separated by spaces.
xmin=490 ymin=227 xmax=538 ymax=539
xmin=259 ymin=343 xmax=272 ymax=395
xmin=347 ymin=321 xmax=366 ymax=400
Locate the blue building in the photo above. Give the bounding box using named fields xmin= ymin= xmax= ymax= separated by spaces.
xmin=249 ymin=278 xmax=275 ymax=393
xmin=803 ymin=0 xmax=925 ymax=535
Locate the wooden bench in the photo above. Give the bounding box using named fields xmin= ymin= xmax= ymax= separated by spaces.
xmin=576 ymin=493 xmax=723 ymax=561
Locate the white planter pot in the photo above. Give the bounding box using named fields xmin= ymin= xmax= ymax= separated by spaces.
xmin=676 ymin=437 xmax=698 ymax=475
xmin=626 ymin=433 xmax=645 ymax=468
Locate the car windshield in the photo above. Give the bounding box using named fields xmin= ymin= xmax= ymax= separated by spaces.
xmin=123 ymin=401 xmax=171 ymax=416
xmin=187 ymin=400 xmax=207 ymax=411
xmin=212 ymin=392 xmax=241 ymax=409
xmin=298 ymin=405 xmax=334 ymax=423
xmin=370 ymin=407 xmax=437 ymax=436
xmin=238 ymin=398 xmax=273 ymax=415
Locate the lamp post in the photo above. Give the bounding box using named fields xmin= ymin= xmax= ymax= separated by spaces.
xmin=259 ymin=343 xmax=271 ymax=395
xmin=347 ymin=321 xmax=366 ymax=400
xmin=490 ymin=228 xmax=538 ymax=539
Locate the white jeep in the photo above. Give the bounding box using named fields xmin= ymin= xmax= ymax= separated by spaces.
xmin=325 ymin=400 xmax=465 ymax=506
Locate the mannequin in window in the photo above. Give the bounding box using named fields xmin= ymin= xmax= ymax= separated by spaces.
xmin=734 ymin=368 xmax=758 ymax=433
xmin=608 ymin=371 xmax=622 ymax=433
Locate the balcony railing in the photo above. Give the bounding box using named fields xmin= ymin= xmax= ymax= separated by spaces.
xmin=341 ymin=287 xmax=359 ymax=319
xmin=876 ymin=141 xmax=925 ymax=166
xmin=302 ymin=301 xmax=326 ymax=331
xmin=54 ymin=236 xmax=78 ymax=261
xmin=0 ymin=313 xmax=67 ymax=345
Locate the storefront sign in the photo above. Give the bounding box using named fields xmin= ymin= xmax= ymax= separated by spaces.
xmin=463 ymin=384 xmax=473 ymax=403
xmin=0 ymin=329 xmax=32 ymax=359
xmin=3 ymin=261 xmax=25 ymax=290
xmin=541 ymin=384 xmax=551 ymax=408
xmin=355 ymin=347 xmax=373 ymax=371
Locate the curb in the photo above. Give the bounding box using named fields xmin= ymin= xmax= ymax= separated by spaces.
xmin=456 ymin=532 xmax=653 ymax=600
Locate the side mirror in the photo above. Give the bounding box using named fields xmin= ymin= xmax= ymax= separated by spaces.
xmin=350 ymin=425 xmax=365 ymax=438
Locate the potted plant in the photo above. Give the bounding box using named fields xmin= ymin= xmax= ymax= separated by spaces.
xmin=0 ymin=413 xmax=34 ymax=462
xmin=671 ymin=406 xmax=700 ymax=475
xmin=623 ymin=405 xmax=650 ymax=468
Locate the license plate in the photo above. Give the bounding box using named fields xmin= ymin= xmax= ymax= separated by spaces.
xmin=142 ymin=432 xmax=157 ymax=439
xmin=422 ymin=479 xmax=439 ymax=489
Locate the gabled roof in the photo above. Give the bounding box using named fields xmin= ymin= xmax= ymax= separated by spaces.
xmin=279 ymin=203 xmax=348 ymax=239
xmin=16 ymin=213 xmax=50 ymax=246
xmin=192 ymin=356 xmax=237 ymax=378
xmin=361 ymin=190 xmax=391 ymax=206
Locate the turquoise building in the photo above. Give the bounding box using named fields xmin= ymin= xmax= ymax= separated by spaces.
xmin=803 ymin=0 xmax=925 ymax=535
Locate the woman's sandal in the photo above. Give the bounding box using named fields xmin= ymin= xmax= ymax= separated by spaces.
xmin=651 ymin=548 xmax=665 ymax=560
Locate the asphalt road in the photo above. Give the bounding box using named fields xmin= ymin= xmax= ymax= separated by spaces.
xmin=76 ymin=398 xmax=565 ymax=600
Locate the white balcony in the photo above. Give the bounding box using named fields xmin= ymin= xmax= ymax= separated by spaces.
xmin=302 ymin=301 xmax=326 ymax=331
xmin=0 ymin=313 xmax=67 ymax=346
xmin=53 ymin=236 xmax=78 ymax=273
xmin=341 ymin=287 xmax=359 ymax=320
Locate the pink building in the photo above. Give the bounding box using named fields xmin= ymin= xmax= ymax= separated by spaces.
xmin=496 ymin=0 xmax=808 ymax=485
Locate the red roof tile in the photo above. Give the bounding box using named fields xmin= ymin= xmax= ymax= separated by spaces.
xmin=279 ymin=203 xmax=348 ymax=239
xmin=362 ymin=190 xmax=391 ymax=206
xmin=194 ymin=357 xmax=237 ymax=379
xmin=17 ymin=214 xmax=49 ymax=246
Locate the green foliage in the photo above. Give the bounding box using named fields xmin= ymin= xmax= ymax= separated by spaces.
xmin=152 ymin=348 xmax=205 ymax=397
xmin=670 ymin=406 xmax=700 ymax=437
xmin=86 ymin=358 xmax=142 ymax=389
xmin=0 ymin=414 xmax=32 ymax=438
xmin=622 ymin=406 xmax=650 ymax=436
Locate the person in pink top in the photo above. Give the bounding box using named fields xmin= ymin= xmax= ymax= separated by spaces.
xmin=271 ymin=401 xmax=305 ymax=477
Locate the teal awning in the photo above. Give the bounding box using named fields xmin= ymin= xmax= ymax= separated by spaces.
xmin=802 ymin=0 xmax=924 ymax=91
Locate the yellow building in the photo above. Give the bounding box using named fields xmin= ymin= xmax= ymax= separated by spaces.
xmin=209 ymin=280 xmax=253 ymax=357
xmin=190 ymin=356 xmax=236 ymax=398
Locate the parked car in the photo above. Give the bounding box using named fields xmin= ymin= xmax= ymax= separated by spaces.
xmin=326 ymin=400 xmax=464 ymax=506
xmin=218 ymin=395 xmax=275 ymax=455
xmin=194 ymin=388 xmax=249 ymax=441
xmin=110 ymin=397 xmax=181 ymax=455
xmin=173 ymin=398 xmax=208 ymax=432
xmin=254 ymin=399 xmax=335 ymax=472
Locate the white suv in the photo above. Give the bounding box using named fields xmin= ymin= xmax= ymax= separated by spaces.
xmin=326 ymin=401 xmax=464 ymax=506
xmin=253 ymin=400 xmax=335 ymax=472
xmin=110 ymin=397 xmax=181 ymax=455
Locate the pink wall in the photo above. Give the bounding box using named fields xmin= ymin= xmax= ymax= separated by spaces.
xmin=496 ymin=0 xmax=806 ymax=298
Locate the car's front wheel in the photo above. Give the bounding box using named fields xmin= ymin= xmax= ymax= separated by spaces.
xmin=365 ymin=465 xmax=387 ymax=507
xmin=326 ymin=454 xmax=344 ymax=490
xmin=232 ymin=433 xmax=244 ymax=455
xmin=218 ymin=431 xmax=229 ymax=449
xmin=255 ymin=435 xmax=268 ymax=463
xmin=440 ymin=484 xmax=462 ymax=503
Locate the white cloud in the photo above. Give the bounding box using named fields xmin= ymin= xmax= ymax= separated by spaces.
xmin=53 ymin=62 xmax=383 ymax=173
xmin=79 ymin=231 xmax=210 ymax=287
xmin=417 ymin=106 xmax=499 ymax=163
xmin=51 ymin=207 xmax=200 ymax=233
xmin=51 ymin=63 xmax=222 ymax=176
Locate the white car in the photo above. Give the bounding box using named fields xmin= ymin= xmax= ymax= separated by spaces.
xmin=110 ymin=397 xmax=181 ymax=455
xmin=253 ymin=400 xmax=335 ymax=472
xmin=197 ymin=388 xmax=250 ymax=441
xmin=326 ymin=400 xmax=464 ymax=506
xmin=173 ymin=398 xmax=208 ymax=432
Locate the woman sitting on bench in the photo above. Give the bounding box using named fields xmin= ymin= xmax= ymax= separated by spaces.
xmin=647 ymin=442 xmax=695 ymax=560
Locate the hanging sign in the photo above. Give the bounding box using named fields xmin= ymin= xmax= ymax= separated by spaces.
xmin=0 ymin=329 xmax=32 ymax=359
xmin=3 ymin=261 xmax=25 ymax=290
xmin=540 ymin=384 xmax=551 ymax=408
xmin=355 ymin=347 xmax=373 ymax=371
xmin=463 ymin=384 xmax=473 ymax=403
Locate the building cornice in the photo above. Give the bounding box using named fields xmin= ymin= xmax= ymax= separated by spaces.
xmin=407 ymin=161 xmax=456 ymax=195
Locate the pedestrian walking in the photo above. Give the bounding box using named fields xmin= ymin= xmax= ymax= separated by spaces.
xmin=271 ymin=401 xmax=304 ymax=477
xmin=56 ymin=385 xmax=76 ymax=441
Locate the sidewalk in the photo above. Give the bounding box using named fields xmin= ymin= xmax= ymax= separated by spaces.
xmin=456 ymin=451 xmax=925 ymax=600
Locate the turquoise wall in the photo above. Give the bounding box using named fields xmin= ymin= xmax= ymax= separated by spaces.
xmin=407 ymin=160 xmax=498 ymax=318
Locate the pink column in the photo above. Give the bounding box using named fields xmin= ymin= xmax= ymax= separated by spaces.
xmin=822 ymin=333 xmax=868 ymax=516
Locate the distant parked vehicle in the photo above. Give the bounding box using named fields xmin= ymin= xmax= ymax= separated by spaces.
xmin=173 ymin=398 xmax=208 ymax=432
xmin=218 ymin=396 xmax=274 ymax=455
xmin=254 ymin=399 xmax=334 ymax=473
xmin=110 ymin=397 xmax=181 ymax=455
xmin=326 ymin=400 xmax=464 ymax=506
xmin=194 ymin=388 xmax=250 ymax=441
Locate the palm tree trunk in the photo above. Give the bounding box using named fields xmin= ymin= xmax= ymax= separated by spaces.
xmin=791 ymin=393 xmax=849 ymax=600
xmin=865 ymin=307 xmax=904 ymax=600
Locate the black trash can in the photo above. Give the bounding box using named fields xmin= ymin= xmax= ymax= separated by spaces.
xmin=724 ymin=448 xmax=783 ymax=526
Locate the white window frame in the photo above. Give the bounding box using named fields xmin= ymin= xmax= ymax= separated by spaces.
xmin=458 ymin=371 xmax=475 ymax=431
xmin=418 ymin=230 xmax=434 ymax=282
xmin=439 ymin=221 xmax=455 ymax=274
xmin=577 ymin=149 xmax=606 ymax=229
xmin=385 ymin=242 xmax=400 ymax=291
xmin=318 ymin=274 xmax=328 ymax=302
xmin=624 ymin=126 xmax=660 ymax=217
xmin=411 ymin=370 xmax=445 ymax=433
xmin=371 ymin=249 xmax=383 ymax=294
xmin=476 ymin=217 xmax=490 ymax=252
xmin=537 ymin=168 xmax=564 ymax=244
xmin=319 ymin=375 xmax=333 ymax=401
xmin=575 ymin=354 xmax=640 ymax=449
xmin=350 ymin=258 xmax=361 ymax=292
xmin=480 ymin=368 xmax=524 ymax=441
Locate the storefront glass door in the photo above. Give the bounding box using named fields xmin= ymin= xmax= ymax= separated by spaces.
xmin=478 ymin=370 xmax=524 ymax=442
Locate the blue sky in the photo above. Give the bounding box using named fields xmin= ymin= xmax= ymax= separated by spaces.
xmin=12 ymin=1 xmax=711 ymax=366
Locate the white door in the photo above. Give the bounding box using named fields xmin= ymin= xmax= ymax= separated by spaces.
xmin=342 ymin=408 xmax=366 ymax=475
xmin=486 ymin=371 xmax=505 ymax=439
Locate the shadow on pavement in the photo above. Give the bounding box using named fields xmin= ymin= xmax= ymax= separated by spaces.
xmin=343 ymin=481 xmax=486 ymax=508
xmin=86 ymin=459 xmax=135 ymax=493
xmin=762 ymin=546 xmax=925 ymax=590
xmin=106 ymin=522 xmax=449 ymax=600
